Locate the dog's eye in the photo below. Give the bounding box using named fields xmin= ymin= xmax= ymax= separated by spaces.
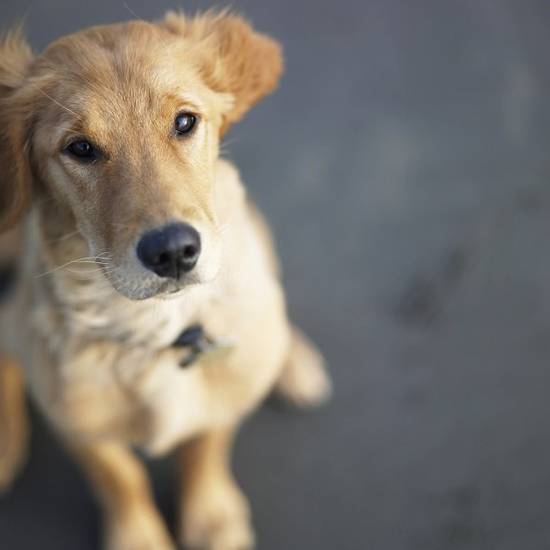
xmin=175 ymin=113 xmax=197 ymax=136
xmin=66 ymin=140 xmax=97 ymax=162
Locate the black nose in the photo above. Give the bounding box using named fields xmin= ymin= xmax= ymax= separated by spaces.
xmin=137 ymin=223 xmax=201 ymax=279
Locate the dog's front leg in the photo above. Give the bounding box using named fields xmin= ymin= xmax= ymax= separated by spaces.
xmin=69 ymin=441 xmax=175 ymax=550
xmin=177 ymin=426 xmax=254 ymax=550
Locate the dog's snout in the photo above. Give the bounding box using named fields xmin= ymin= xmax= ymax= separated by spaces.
xmin=137 ymin=223 xmax=201 ymax=279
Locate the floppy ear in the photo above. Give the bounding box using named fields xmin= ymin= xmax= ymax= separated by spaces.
xmin=0 ymin=27 xmax=34 ymax=231
xmin=162 ymin=11 xmax=284 ymax=136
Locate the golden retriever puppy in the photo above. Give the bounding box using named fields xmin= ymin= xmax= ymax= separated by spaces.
xmin=0 ymin=10 xmax=332 ymax=550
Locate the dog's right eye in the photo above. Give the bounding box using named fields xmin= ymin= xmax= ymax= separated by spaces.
xmin=65 ymin=140 xmax=98 ymax=162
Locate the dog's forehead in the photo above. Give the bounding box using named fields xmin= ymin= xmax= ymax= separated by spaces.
xmin=44 ymin=20 xmax=185 ymax=70
xmin=38 ymin=22 xmax=205 ymax=125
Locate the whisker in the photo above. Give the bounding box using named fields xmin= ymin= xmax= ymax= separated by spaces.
xmin=35 ymin=253 xmax=112 ymax=278
xmin=66 ymin=268 xmax=106 ymax=275
xmin=28 ymin=81 xmax=82 ymax=120
xmin=122 ymin=1 xmax=141 ymax=20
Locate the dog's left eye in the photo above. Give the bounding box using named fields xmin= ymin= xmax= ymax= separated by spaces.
xmin=175 ymin=113 xmax=197 ymax=136
xmin=65 ymin=140 xmax=98 ymax=162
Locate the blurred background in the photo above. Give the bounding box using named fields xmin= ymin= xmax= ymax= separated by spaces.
xmin=1 ymin=1 xmax=550 ymax=548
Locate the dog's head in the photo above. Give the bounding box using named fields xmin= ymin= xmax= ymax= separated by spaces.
xmin=0 ymin=13 xmax=283 ymax=299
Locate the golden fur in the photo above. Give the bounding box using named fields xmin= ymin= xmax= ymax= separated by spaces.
xmin=0 ymin=12 xmax=331 ymax=550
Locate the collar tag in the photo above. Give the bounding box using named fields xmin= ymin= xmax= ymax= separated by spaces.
xmin=172 ymin=324 xmax=234 ymax=368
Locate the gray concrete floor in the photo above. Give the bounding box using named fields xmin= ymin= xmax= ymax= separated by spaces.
xmin=1 ymin=1 xmax=550 ymax=548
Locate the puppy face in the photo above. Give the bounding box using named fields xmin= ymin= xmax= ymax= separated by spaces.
xmin=0 ymin=14 xmax=283 ymax=299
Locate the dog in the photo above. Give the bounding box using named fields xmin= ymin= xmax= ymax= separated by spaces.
xmin=0 ymin=10 xmax=332 ymax=550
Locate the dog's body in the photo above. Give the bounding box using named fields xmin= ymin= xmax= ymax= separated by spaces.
xmin=0 ymin=12 xmax=331 ymax=550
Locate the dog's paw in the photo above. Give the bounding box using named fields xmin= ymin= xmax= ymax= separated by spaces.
xmin=105 ymin=509 xmax=176 ymax=550
xmin=275 ymin=327 xmax=332 ymax=409
xmin=180 ymin=482 xmax=255 ymax=550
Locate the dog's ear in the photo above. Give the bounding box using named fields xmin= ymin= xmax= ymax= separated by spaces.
xmin=162 ymin=11 xmax=284 ymax=136
xmin=0 ymin=27 xmax=34 ymax=231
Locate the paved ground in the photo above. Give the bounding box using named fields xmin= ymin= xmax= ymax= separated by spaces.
xmin=1 ymin=1 xmax=550 ymax=549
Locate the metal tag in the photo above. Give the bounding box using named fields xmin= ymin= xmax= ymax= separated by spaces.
xmin=173 ymin=324 xmax=234 ymax=368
